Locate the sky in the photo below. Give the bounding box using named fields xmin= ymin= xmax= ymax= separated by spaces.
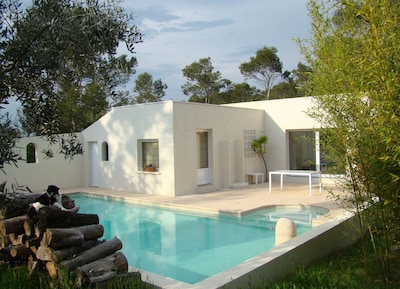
xmin=4 ymin=0 xmax=311 ymax=118
xmin=121 ymin=0 xmax=311 ymax=101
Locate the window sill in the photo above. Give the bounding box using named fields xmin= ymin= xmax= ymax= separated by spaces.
xmin=138 ymin=171 xmax=161 ymax=175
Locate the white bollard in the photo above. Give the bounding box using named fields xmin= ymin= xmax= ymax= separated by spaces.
xmin=275 ymin=218 xmax=297 ymax=246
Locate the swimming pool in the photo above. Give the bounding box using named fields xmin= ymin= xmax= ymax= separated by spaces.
xmin=72 ymin=194 xmax=328 ymax=284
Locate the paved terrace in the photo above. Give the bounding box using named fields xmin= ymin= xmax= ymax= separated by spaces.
xmin=62 ymin=180 xmax=345 ymax=225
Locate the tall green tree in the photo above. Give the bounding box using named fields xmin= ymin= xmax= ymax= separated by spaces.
xmin=239 ymin=46 xmax=283 ymax=99
xmin=219 ymin=82 xmax=262 ymax=103
xmin=302 ymin=0 xmax=400 ymax=280
xmin=0 ymin=0 xmax=142 ymax=161
xmin=182 ymin=57 xmax=225 ymax=104
xmin=269 ymin=62 xmax=313 ymax=99
xmin=132 ymin=72 xmax=168 ymax=104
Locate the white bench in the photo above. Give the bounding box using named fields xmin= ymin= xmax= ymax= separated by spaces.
xmin=269 ymin=170 xmax=321 ymax=196
xmin=247 ymin=173 xmax=264 ymax=184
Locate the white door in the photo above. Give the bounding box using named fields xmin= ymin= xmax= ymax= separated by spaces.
xmin=89 ymin=142 xmax=99 ymax=187
xmin=197 ymin=131 xmax=210 ymax=185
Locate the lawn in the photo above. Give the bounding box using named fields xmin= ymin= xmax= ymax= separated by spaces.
xmin=263 ymin=236 xmax=400 ymax=289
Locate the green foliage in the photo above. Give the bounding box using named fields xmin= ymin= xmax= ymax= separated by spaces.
xmin=251 ymin=135 xmax=269 ymax=181
xmin=0 ymin=0 xmax=142 ymax=163
xmin=182 ymin=57 xmax=225 ymax=104
xmin=263 ymin=236 xmax=400 ymax=289
xmin=301 ymin=0 xmax=400 ymax=281
xmin=0 ymin=264 xmax=145 ymax=289
xmin=9 ymin=0 xmax=141 ymax=135
xmin=270 ymin=62 xmax=313 ymax=99
xmin=0 ymin=113 xmax=20 ymax=172
xmin=239 ymin=46 xmax=283 ymax=99
xmin=132 ymin=72 xmax=168 ymax=104
xmin=219 ymin=82 xmax=263 ymax=103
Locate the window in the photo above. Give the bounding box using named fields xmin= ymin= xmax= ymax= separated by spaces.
xmin=289 ymin=131 xmax=316 ymax=170
xmin=102 ymin=142 xmax=109 ymax=161
xmin=26 ymin=143 xmax=37 ymax=164
xmin=197 ymin=132 xmax=208 ymax=169
xmin=138 ymin=139 xmax=159 ymax=171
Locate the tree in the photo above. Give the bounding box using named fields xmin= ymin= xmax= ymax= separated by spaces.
xmin=302 ymin=0 xmax=400 ymax=280
xmin=182 ymin=57 xmax=225 ymax=104
xmin=251 ymin=135 xmax=268 ymax=181
xmin=269 ymin=62 xmax=313 ymax=99
xmin=0 ymin=0 xmax=142 ymax=161
xmin=219 ymin=82 xmax=263 ymax=103
xmin=132 ymin=72 xmax=168 ymax=104
xmin=0 ymin=113 xmax=20 ymax=172
xmin=239 ymin=46 xmax=283 ymax=99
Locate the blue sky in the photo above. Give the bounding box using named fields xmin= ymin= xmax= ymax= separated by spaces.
xmin=122 ymin=0 xmax=311 ymax=101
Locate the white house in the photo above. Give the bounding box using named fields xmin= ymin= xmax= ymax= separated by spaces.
xmin=2 ymin=97 xmax=323 ymax=196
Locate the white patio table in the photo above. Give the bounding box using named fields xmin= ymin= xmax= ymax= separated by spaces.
xmin=269 ymin=170 xmax=322 ymax=196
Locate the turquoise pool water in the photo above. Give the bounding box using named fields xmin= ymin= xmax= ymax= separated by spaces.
xmin=72 ymin=194 xmax=328 ymax=284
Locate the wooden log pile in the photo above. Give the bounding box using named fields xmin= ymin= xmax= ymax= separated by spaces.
xmin=0 ymin=192 xmax=141 ymax=288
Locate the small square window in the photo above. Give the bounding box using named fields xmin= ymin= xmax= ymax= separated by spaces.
xmin=138 ymin=139 xmax=159 ymax=171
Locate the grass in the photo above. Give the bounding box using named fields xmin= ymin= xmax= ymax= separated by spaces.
xmin=260 ymin=236 xmax=400 ymax=289
xmin=0 ymin=263 xmax=146 ymax=289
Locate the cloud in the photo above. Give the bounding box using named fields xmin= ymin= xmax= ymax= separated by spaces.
xmin=124 ymin=0 xmax=311 ymax=100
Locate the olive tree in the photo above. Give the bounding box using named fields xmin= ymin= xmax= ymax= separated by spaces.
xmin=0 ymin=0 xmax=142 ymax=163
xmin=301 ymin=0 xmax=400 ymax=280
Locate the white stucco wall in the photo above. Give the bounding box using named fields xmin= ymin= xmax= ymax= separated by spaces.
xmin=1 ymin=134 xmax=84 ymax=192
xmin=172 ymin=102 xmax=265 ymax=196
xmin=82 ymin=101 xmax=265 ymax=196
xmin=82 ymin=102 xmax=176 ymax=196
xmin=226 ymin=97 xmax=320 ymax=172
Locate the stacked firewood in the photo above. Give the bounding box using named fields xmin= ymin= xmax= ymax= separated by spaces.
xmin=0 ymin=192 xmax=141 ymax=288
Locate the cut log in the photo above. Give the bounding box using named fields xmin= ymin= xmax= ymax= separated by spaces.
xmin=60 ymin=238 xmax=122 ymax=270
xmin=36 ymin=207 xmax=99 ymax=231
xmin=0 ymin=215 xmax=28 ymax=235
xmin=52 ymin=240 xmax=103 ymax=262
xmin=8 ymin=233 xmax=24 ymax=245
xmin=45 ymin=228 xmax=84 ymax=248
xmin=24 ymin=237 xmax=41 ymax=250
xmin=0 ymin=233 xmax=10 ymax=248
xmin=10 ymin=244 xmax=33 ymax=260
xmin=27 ymin=255 xmax=38 ymax=276
xmin=73 ymin=224 xmax=104 ymax=240
xmin=36 ymin=239 xmax=102 ymax=262
xmin=46 ymin=261 xmax=58 ymax=279
xmin=0 ymin=247 xmax=12 ymax=262
xmin=76 ymin=252 xmax=129 ymax=287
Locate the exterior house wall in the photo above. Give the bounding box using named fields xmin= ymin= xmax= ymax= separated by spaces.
xmin=172 ymin=102 xmax=265 ymax=196
xmin=82 ymin=101 xmax=265 ymax=196
xmin=1 ymin=134 xmax=84 ymax=192
xmin=226 ymin=97 xmax=320 ymax=172
xmin=3 ymin=97 xmax=320 ymax=196
xmin=82 ymin=102 xmax=176 ymax=196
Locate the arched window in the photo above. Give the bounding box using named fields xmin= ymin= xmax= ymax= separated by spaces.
xmin=26 ymin=143 xmax=37 ymax=163
xmin=102 ymin=142 xmax=109 ymax=161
